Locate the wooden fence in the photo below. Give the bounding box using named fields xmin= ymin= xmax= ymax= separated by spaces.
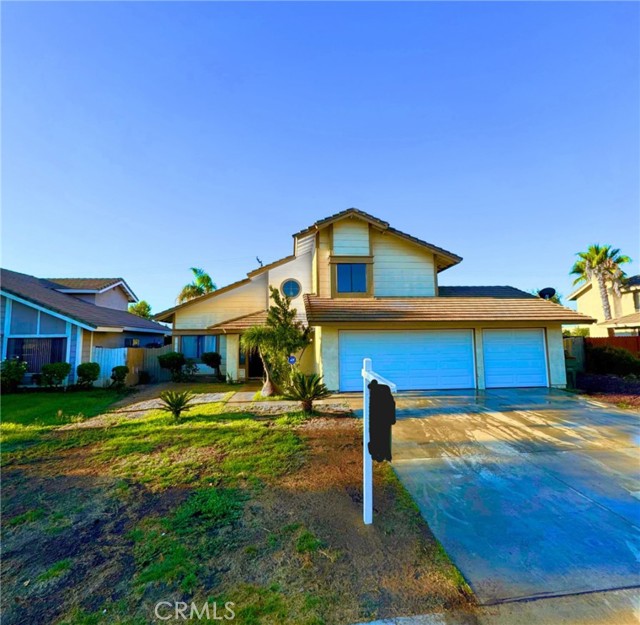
xmin=585 ymin=336 xmax=640 ymax=355
xmin=92 ymin=345 xmax=173 ymax=387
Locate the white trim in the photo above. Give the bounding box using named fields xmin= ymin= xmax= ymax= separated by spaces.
xmin=75 ymin=325 xmax=83 ymax=370
xmin=0 ymin=291 xmax=95 ymax=331
xmin=2 ymin=298 xmax=12 ymax=359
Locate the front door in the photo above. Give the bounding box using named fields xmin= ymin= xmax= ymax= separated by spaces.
xmin=247 ymin=350 xmax=264 ymax=378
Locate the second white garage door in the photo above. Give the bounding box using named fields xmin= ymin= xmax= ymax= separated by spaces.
xmin=482 ymin=329 xmax=548 ymax=388
xmin=338 ymin=330 xmax=475 ymax=392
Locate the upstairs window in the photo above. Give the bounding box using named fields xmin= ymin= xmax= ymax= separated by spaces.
xmin=634 ymin=291 xmax=640 ymax=312
xmin=337 ymin=263 xmax=367 ymax=293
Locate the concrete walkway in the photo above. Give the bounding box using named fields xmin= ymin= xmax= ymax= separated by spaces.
xmin=389 ymin=389 xmax=639 ymax=612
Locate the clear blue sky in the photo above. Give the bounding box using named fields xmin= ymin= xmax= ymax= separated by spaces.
xmin=2 ymin=1 xmax=638 ymax=313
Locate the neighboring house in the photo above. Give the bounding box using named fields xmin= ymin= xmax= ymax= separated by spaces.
xmin=0 ymin=269 xmax=170 ymax=384
xmin=156 ymin=209 xmax=592 ymax=391
xmin=568 ymin=275 xmax=640 ymax=337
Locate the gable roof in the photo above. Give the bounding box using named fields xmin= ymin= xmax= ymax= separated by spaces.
xmin=600 ymin=312 xmax=640 ymax=328
xmin=1 ymin=268 xmax=168 ymax=333
xmin=303 ymin=292 xmax=594 ymax=324
xmin=47 ymin=277 xmax=138 ymax=302
xmin=292 ymin=208 xmax=463 ymax=271
xmin=208 ymin=310 xmax=269 ymax=334
xmin=568 ymin=274 xmax=640 ymax=301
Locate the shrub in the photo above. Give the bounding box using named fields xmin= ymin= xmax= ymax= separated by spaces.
xmin=183 ymin=358 xmax=199 ymax=381
xmin=201 ymin=352 xmax=222 ymax=379
xmin=0 ymin=358 xmax=28 ymax=392
xmin=111 ymin=365 xmax=129 ymax=388
xmin=76 ymin=362 xmax=100 ymax=388
xmin=159 ymin=390 xmax=196 ymax=421
xmin=158 ymin=351 xmax=186 ymax=382
xmin=586 ymin=345 xmax=640 ymax=377
xmin=39 ymin=362 xmax=72 ymax=388
xmin=284 ymin=371 xmax=331 ymax=413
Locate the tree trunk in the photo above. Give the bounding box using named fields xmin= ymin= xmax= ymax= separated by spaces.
xmin=302 ymin=400 xmax=313 ymax=414
xmin=596 ymin=275 xmax=615 ymax=337
xmin=258 ymin=350 xmax=279 ymax=397
xmin=597 ymin=275 xmax=613 ymax=320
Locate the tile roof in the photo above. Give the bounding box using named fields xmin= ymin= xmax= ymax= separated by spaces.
xmin=303 ymin=293 xmax=594 ymax=324
xmin=47 ymin=278 xmax=123 ymax=291
xmin=208 ymin=311 xmax=269 ymax=333
xmin=291 ymin=208 xmax=462 ymax=271
xmin=1 ymin=268 xmax=169 ymax=333
xmin=600 ymin=312 xmax=640 ymax=327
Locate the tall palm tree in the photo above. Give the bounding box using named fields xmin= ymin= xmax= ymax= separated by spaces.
xmin=177 ymin=267 xmax=216 ymax=303
xmin=570 ymin=244 xmax=631 ymax=321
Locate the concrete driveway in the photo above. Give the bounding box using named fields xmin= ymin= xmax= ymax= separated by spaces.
xmin=391 ymin=389 xmax=640 ymax=605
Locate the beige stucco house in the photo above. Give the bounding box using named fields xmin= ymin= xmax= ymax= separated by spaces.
xmin=568 ymin=276 xmax=640 ymax=337
xmin=156 ymin=209 xmax=592 ymax=391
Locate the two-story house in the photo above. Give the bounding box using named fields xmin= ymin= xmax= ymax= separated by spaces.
xmin=155 ymin=209 xmax=592 ymax=391
xmin=568 ymin=276 xmax=640 ymax=337
xmin=1 ymin=269 xmax=169 ymax=384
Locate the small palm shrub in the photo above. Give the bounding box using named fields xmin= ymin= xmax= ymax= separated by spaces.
xmin=284 ymin=372 xmax=331 ymax=414
xmin=39 ymin=362 xmax=72 ymax=388
xmin=159 ymin=390 xmax=196 ymax=421
xmin=77 ymin=362 xmax=100 ymax=388
xmin=111 ymin=365 xmax=129 ymax=389
xmin=158 ymin=351 xmax=187 ymax=382
xmin=0 ymin=358 xmax=28 ymax=392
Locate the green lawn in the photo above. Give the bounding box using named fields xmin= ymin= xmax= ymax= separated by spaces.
xmin=1 ymin=389 xmax=127 ymax=454
xmin=1 ymin=391 xmax=473 ymax=625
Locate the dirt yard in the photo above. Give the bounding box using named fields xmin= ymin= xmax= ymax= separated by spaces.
xmin=1 ymin=395 xmax=474 ymax=625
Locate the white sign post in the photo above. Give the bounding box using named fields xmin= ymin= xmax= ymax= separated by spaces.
xmin=362 ymin=358 xmax=397 ymax=525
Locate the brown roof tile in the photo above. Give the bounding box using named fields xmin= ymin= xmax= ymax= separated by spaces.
xmin=208 ymin=311 xmax=269 ymax=333
xmin=303 ymin=294 xmax=594 ymax=324
xmin=600 ymin=312 xmax=640 ymax=327
xmin=47 ymin=278 xmax=123 ymax=291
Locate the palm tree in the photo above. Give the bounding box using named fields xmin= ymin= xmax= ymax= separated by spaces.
xmin=571 ymin=244 xmax=631 ymax=322
xmin=240 ymin=325 xmax=278 ymax=396
xmin=177 ymin=267 xmax=216 ymax=303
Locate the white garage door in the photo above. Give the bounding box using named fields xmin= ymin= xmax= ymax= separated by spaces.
xmin=482 ymin=329 xmax=548 ymax=388
xmin=338 ymin=330 xmax=475 ymax=392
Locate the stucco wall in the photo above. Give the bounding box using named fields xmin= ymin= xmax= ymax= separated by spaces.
xmin=94 ymin=286 xmax=131 ymax=311
xmin=574 ymin=281 xmax=639 ymax=337
xmin=267 ymin=253 xmax=313 ymax=317
xmin=317 ymin=229 xmax=331 ymax=297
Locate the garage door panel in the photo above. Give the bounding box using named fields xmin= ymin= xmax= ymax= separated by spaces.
xmin=338 ymin=330 xmax=475 ymax=391
xmin=483 ymin=329 xmax=548 ymax=388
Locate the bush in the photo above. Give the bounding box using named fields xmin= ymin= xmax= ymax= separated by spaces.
xmin=159 ymin=390 xmax=196 ymax=421
xmin=76 ymin=362 xmax=100 ymax=388
xmin=111 ymin=365 xmax=129 ymax=388
xmin=586 ymin=345 xmax=640 ymax=377
xmin=39 ymin=362 xmax=72 ymax=388
xmin=158 ymin=351 xmax=186 ymax=382
xmin=284 ymin=371 xmax=331 ymax=414
xmin=0 ymin=358 xmax=28 ymax=392
xmin=183 ymin=358 xmax=199 ymax=381
xmin=201 ymin=352 xmax=222 ymax=379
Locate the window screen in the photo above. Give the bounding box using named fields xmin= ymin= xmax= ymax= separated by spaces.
xmin=6 ymin=338 xmax=67 ymax=373
xmin=10 ymin=301 xmax=39 ymax=334
xmin=39 ymin=312 xmax=67 ymax=335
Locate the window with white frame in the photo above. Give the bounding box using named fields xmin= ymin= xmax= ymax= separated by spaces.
xmin=180 ymin=335 xmax=218 ymax=360
xmin=6 ymin=301 xmax=68 ymax=373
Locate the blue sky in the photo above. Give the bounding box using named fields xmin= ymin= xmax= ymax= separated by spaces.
xmin=2 ymin=1 xmax=638 ymax=313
